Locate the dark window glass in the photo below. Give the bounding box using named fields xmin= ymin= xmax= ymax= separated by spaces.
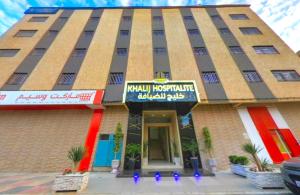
xmin=123 ymin=16 xmax=131 ymax=21
xmin=153 ymin=16 xmax=162 ymax=21
xmin=211 ymin=15 xmax=222 ymax=20
xmin=99 ymin=134 xmax=110 ymax=140
xmin=58 ymin=73 xmax=75 ymax=85
xmin=183 ymin=16 xmax=194 ymax=21
xmin=243 ymin=71 xmax=262 ymax=82
xmin=29 ymin=16 xmax=48 ymax=22
xmin=109 ymin=72 xmax=123 ymax=85
xmin=193 ymin=47 xmax=208 ymax=55
xmin=72 ymin=48 xmax=86 ymax=57
xmin=188 ymin=29 xmax=199 ymax=35
xmin=202 ymin=72 xmax=219 ymax=84
xmin=240 ymin=27 xmax=262 ymax=35
xmin=58 ymin=17 xmax=68 ymax=22
xmin=155 ymin=72 xmax=170 ymax=79
xmin=253 ymin=46 xmax=279 ymax=54
xmin=230 ymin=14 xmax=249 ymax=20
xmin=272 ymin=70 xmax=300 ymax=81
xmin=90 ymin=17 xmax=100 ymax=21
xmin=219 ymin=28 xmax=231 ymax=34
xmin=229 ymin=46 xmax=244 ymax=54
xmin=153 ymin=30 xmax=164 ymax=36
xmin=84 ymin=31 xmax=94 ymax=36
xmin=7 ymin=73 xmax=27 ymax=85
xmin=120 ymin=30 xmax=129 ymax=36
xmin=48 ymin=30 xmax=59 ymax=36
xmin=117 ymin=48 xmax=127 ymax=56
xmin=153 ymin=47 xmax=166 ymax=55
xmin=15 ymin=30 xmax=37 ymax=37
xmin=31 ymin=48 xmax=46 ymax=56
xmin=0 ymin=49 xmax=20 ymax=57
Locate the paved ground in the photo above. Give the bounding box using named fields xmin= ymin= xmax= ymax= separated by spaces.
xmin=0 ymin=171 xmax=293 ymax=194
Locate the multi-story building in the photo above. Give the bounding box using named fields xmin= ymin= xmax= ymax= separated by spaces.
xmin=0 ymin=4 xmax=299 ymax=173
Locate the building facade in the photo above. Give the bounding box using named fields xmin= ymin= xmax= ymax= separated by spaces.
xmin=0 ymin=5 xmax=300 ymax=173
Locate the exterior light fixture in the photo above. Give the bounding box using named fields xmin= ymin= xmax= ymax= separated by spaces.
xmin=154 ymin=172 xmax=161 ymax=182
xmin=133 ymin=172 xmax=140 ymax=183
xmin=173 ymin=171 xmax=180 ymax=182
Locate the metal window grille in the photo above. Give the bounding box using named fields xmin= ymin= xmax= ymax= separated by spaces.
xmin=29 ymin=16 xmax=48 ymax=22
xmin=240 ymin=27 xmax=262 ymax=35
xmin=7 ymin=73 xmax=27 ymax=85
xmin=117 ymin=48 xmax=127 ymax=56
xmin=243 ymin=71 xmax=262 ymax=82
xmin=155 ymin=72 xmax=170 ymax=79
xmin=58 ymin=73 xmax=75 ymax=85
xmin=219 ymin=28 xmax=231 ymax=34
xmin=153 ymin=30 xmax=164 ymax=36
xmin=193 ymin=47 xmax=208 ymax=55
xmin=123 ymin=16 xmax=132 ymax=21
xmin=254 ymin=46 xmax=278 ymax=54
xmin=120 ymin=30 xmax=129 ymax=36
xmin=153 ymin=16 xmax=162 ymax=21
xmin=272 ymin=70 xmax=300 ymax=81
xmin=188 ymin=29 xmax=199 ymax=35
xmin=109 ymin=73 xmax=123 ymax=85
xmin=72 ymin=48 xmax=86 ymax=57
xmin=230 ymin=14 xmax=249 ymax=20
xmin=153 ymin=47 xmax=166 ymax=55
xmin=202 ymin=72 xmax=219 ymax=84
xmin=183 ymin=16 xmax=194 ymax=20
xmin=31 ymin=48 xmax=46 ymax=56
xmin=229 ymin=46 xmax=244 ymax=54
xmin=15 ymin=30 xmax=37 ymax=37
xmin=0 ymin=49 xmax=20 ymax=57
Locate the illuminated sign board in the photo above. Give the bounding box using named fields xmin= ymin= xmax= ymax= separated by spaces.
xmin=124 ymin=81 xmax=199 ymax=103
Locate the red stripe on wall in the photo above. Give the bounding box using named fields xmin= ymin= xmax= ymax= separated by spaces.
xmin=78 ymin=109 xmax=103 ymax=171
xmin=247 ymin=107 xmax=284 ymax=163
xmin=93 ymin=90 xmax=104 ymax=105
xmin=278 ymin=129 xmax=300 ymax=157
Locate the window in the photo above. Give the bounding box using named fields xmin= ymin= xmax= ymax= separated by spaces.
xmin=123 ymin=16 xmax=131 ymax=21
xmin=153 ymin=16 xmax=162 ymax=21
xmin=117 ymin=48 xmax=127 ymax=56
xmin=120 ymin=30 xmax=129 ymax=36
xmin=211 ymin=15 xmax=222 ymax=20
xmin=15 ymin=30 xmax=37 ymax=37
xmin=109 ymin=72 xmax=123 ymax=85
xmin=29 ymin=16 xmax=48 ymax=22
xmin=58 ymin=73 xmax=75 ymax=85
xmin=72 ymin=48 xmax=86 ymax=57
xmin=193 ymin=47 xmax=208 ymax=55
xmin=229 ymin=46 xmax=244 ymax=54
xmin=253 ymin=46 xmax=279 ymax=54
xmin=47 ymin=30 xmax=58 ymax=36
xmin=153 ymin=47 xmax=166 ymax=55
xmin=272 ymin=70 xmax=300 ymax=81
xmin=155 ymin=72 xmax=170 ymax=79
xmin=0 ymin=49 xmax=20 ymax=57
xmin=202 ymin=72 xmax=219 ymax=84
xmin=230 ymin=14 xmax=249 ymax=20
xmin=240 ymin=27 xmax=262 ymax=35
xmin=7 ymin=73 xmax=27 ymax=85
xmin=183 ymin=16 xmax=194 ymax=21
xmin=219 ymin=28 xmax=231 ymax=34
xmin=90 ymin=17 xmax=100 ymax=21
xmin=84 ymin=31 xmax=94 ymax=37
xmin=188 ymin=29 xmax=199 ymax=35
xmin=59 ymin=17 xmax=68 ymax=22
xmin=31 ymin=48 xmax=46 ymax=56
xmin=153 ymin=30 xmax=164 ymax=36
xmin=243 ymin=71 xmax=262 ymax=82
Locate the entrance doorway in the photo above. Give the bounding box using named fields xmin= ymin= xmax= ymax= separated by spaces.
xmin=148 ymin=126 xmax=170 ymax=163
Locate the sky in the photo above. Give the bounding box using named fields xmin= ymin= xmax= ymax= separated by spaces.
xmin=0 ymin=0 xmax=299 ymax=52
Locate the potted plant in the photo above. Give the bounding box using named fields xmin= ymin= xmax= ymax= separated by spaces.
xmin=172 ymin=141 xmax=180 ymax=166
xmin=143 ymin=141 xmax=148 ymax=165
xmin=112 ymin=123 xmax=123 ymax=174
xmin=53 ymin=145 xmax=89 ymax=192
xmin=125 ymin=143 xmax=141 ymax=170
xmin=228 ymin=155 xmax=249 ymax=177
xmin=182 ymin=139 xmax=199 ymax=171
xmin=242 ymin=143 xmax=285 ymax=189
xmin=203 ymin=127 xmax=217 ymax=173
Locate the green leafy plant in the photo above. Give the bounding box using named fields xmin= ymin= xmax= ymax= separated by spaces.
xmin=203 ymin=127 xmax=213 ymax=158
xmin=229 ymin=155 xmax=238 ymax=164
xmin=172 ymin=140 xmax=179 ymax=157
xmin=114 ymin=123 xmax=123 ymax=159
xmin=229 ymin=155 xmax=249 ymax=165
xmin=143 ymin=141 xmax=148 ymax=158
xmin=182 ymin=139 xmax=198 ymax=157
xmin=67 ymin=146 xmax=86 ymax=170
xmin=242 ymin=143 xmax=263 ymax=171
xmin=126 ymin=144 xmax=141 ymax=160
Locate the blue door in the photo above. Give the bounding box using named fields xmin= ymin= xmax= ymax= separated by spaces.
xmin=93 ymin=134 xmax=122 ymax=167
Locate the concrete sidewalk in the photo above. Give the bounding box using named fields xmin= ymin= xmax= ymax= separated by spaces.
xmin=81 ymin=171 xmax=292 ymax=195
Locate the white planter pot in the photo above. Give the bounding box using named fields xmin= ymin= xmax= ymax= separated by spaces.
xmin=230 ymin=164 xmax=249 ymax=177
xmin=52 ymin=172 xmax=89 ymax=192
xmin=246 ymin=170 xmax=285 ymax=189
xmin=174 ymin=157 xmax=180 ymax=166
xmin=208 ymin=158 xmax=217 ymax=174
xmin=111 ymin=159 xmax=120 ymax=174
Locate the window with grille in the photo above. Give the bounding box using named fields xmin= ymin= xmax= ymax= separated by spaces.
xmin=7 ymin=73 xmax=27 ymax=85
xmin=58 ymin=73 xmax=75 ymax=85
xmin=123 ymin=16 xmax=131 ymax=21
xmin=29 ymin=16 xmax=48 ymax=22
xmin=188 ymin=29 xmax=199 ymax=35
xmin=155 ymin=72 xmax=170 ymax=79
xmin=253 ymin=46 xmax=279 ymax=54
xmin=15 ymin=30 xmax=37 ymax=37
xmin=117 ymin=48 xmax=127 ymax=56
xmin=153 ymin=30 xmax=164 ymax=36
xmin=202 ymin=72 xmax=219 ymax=84
xmin=153 ymin=47 xmax=166 ymax=55
xmin=109 ymin=72 xmax=124 ymax=85
xmin=230 ymin=14 xmax=249 ymax=20
xmin=243 ymin=71 xmax=262 ymax=82
xmin=0 ymin=49 xmax=20 ymax=57
xmin=120 ymin=30 xmax=129 ymax=36
xmin=240 ymin=27 xmax=262 ymax=35
xmin=219 ymin=28 xmax=231 ymax=34
xmin=84 ymin=31 xmax=94 ymax=36
xmin=72 ymin=48 xmax=86 ymax=57
xmin=59 ymin=17 xmax=68 ymax=22
xmin=183 ymin=16 xmax=194 ymax=21
xmin=229 ymin=46 xmax=244 ymax=54
xmin=211 ymin=15 xmax=222 ymax=20
xmin=31 ymin=48 xmax=46 ymax=56
xmin=193 ymin=47 xmax=208 ymax=55
xmin=272 ymin=70 xmax=300 ymax=81
xmin=153 ymin=16 xmax=162 ymax=21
